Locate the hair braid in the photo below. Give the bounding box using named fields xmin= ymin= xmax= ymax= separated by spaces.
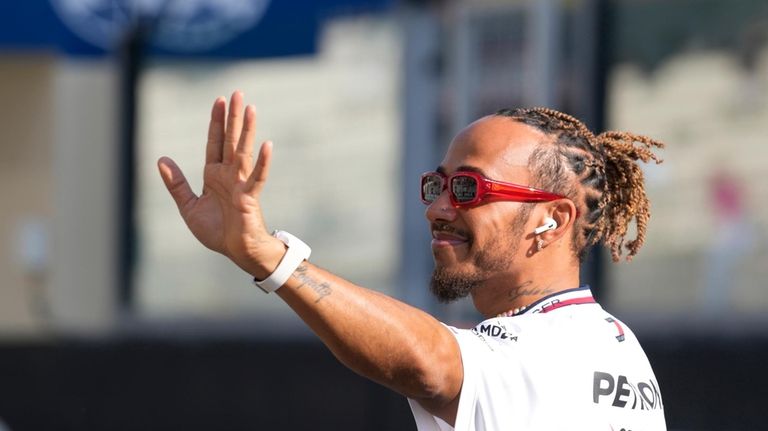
xmin=494 ymin=107 xmax=664 ymax=262
xmin=595 ymin=131 xmax=664 ymax=261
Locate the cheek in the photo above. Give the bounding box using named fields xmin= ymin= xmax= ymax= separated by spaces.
xmin=464 ymin=208 xmax=508 ymax=240
xmin=467 ymin=207 xmax=533 ymax=250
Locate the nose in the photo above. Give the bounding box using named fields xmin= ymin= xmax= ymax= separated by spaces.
xmin=425 ymin=189 xmax=457 ymax=223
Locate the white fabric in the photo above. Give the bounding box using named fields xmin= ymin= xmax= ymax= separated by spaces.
xmin=409 ymin=287 xmax=666 ymax=431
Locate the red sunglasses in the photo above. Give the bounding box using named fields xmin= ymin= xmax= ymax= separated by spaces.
xmin=420 ymin=171 xmax=566 ymax=207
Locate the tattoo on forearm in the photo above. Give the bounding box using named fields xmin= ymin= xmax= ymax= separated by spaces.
xmin=293 ymin=263 xmax=333 ymax=303
xmin=508 ymin=281 xmax=554 ymax=302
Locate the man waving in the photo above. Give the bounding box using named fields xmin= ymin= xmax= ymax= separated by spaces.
xmin=159 ymin=91 xmax=666 ymax=430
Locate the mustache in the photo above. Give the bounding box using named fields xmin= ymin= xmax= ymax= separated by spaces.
xmin=431 ymin=222 xmax=472 ymax=239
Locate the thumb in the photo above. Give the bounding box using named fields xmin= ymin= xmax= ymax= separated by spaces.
xmin=158 ymin=157 xmax=198 ymax=213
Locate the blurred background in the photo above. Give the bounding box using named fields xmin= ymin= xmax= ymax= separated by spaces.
xmin=0 ymin=0 xmax=767 ymax=429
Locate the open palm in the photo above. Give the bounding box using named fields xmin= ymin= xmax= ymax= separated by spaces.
xmin=157 ymin=91 xmax=280 ymax=278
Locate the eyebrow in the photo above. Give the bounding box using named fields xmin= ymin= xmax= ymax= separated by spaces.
xmin=436 ymin=165 xmax=489 ymax=177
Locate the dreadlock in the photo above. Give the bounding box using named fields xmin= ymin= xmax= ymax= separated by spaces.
xmin=495 ymin=107 xmax=664 ymax=262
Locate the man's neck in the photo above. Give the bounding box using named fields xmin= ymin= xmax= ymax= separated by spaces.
xmin=471 ymin=268 xmax=580 ymax=319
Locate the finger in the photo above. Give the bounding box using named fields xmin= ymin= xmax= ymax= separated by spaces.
xmin=223 ymin=90 xmax=244 ymax=164
xmin=157 ymin=157 xmax=198 ymax=214
xmin=235 ymin=105 xmax=257 ymax=172
xmin=245 ymin=141 xmax=273 ymax=195
xmin=205 ymin=96 xmax=226 ymax=164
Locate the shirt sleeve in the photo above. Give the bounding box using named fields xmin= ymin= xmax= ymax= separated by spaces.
xmin=448 ymin=324 xmax=538 ymax=431
xmin=407 ymin=324 xmax=491 ymax=431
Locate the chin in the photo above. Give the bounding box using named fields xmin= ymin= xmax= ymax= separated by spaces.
xmin=429 ymin=265 xmax=483 ymax=303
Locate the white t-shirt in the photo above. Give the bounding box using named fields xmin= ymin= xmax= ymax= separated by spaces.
xmin=409 ymin=286 xmax=666 ymax=431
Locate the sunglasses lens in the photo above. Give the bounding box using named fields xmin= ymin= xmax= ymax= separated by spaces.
xmin=421 ymin=174 xmax=444 ymax=202
xmin=452 ymin=175 xmax=477 ymax=203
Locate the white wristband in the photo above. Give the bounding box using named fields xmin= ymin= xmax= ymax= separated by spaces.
xmin=252 ymin=230 xmax=312 ymax=293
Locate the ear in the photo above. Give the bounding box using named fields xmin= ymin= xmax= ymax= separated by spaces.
xmin=537 ymin=199 xmax=578 ymax=245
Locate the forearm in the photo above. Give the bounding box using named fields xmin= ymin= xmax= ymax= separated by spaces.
xmin=274 ymin=261 xmax=462 ymax=403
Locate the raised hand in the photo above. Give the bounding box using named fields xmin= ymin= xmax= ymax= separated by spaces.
xmin=157 ymin=91 xmax=284 ymax=278
xmin=158 ymin=94 xmax=463 ymax=425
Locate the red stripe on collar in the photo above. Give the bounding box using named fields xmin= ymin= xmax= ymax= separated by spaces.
xmin=540 ymin=296 xmax=596 ymax=313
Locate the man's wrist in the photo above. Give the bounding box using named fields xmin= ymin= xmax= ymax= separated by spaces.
xmin=252 ymin=231 xmax=312 ymax=293
xmin=246 ymin=236 xmax=288 ymax=280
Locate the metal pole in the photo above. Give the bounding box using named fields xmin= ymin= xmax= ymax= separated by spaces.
xmin=116 ymin=22 xmax=147 ymax=312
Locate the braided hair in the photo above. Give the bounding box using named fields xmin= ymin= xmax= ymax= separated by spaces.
xmin=495 ymin=108 xmax=664 ymax=262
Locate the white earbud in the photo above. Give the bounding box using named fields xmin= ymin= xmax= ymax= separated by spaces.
xmin=533 ymin=217 xmax=558 ymax=235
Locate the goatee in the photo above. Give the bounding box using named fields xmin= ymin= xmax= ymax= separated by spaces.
xmin=429 ymin=267 xmax=483 ymax=303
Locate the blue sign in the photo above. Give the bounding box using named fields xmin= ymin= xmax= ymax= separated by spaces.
xmin=0 ymin=0 xmax=392 ymax=58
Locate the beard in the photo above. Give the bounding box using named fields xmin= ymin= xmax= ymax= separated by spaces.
xmin=429 ymin=205 xmax=532 ymax=303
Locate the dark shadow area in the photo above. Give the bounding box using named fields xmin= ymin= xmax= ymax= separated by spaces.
xmin=0 ymin=337 xmax=415 ymax=431
xmin=0 ymin=333 xmax=766 ymax=430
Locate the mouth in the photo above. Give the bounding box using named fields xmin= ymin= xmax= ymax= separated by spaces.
xmin=431 ymin=223 xmax=470 ymax=248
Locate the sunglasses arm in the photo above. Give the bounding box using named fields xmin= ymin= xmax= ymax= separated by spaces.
xmin=486 ymin=179 xmax=564 ymax=202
